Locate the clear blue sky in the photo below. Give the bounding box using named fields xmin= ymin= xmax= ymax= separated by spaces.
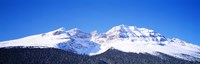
xmin=0 ymin=0 xmax=200 ymax=45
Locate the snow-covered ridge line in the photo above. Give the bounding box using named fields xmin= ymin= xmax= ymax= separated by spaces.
xmin=0 ymin=24 xmax=200 ymax=61
xmin=1 ymin=46 xmax=52 ymax=49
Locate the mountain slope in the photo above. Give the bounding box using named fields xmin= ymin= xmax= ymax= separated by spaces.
xmin=0 ymin=24 xmax=200 ymax=61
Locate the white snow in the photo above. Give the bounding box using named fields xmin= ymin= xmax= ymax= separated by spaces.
xmin=0 ymin=25 xmax=200 ymax=61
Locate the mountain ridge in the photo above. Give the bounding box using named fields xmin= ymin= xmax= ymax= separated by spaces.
xmin=0 ymin=24 xmax=200 ymax=61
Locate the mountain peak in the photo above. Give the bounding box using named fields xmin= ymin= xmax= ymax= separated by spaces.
xmin=104 ymin=24 xmax=167 ymax=42
xmin=105 ymin=25 xmax=131 ymax=39
xmin=46 ymin=27 xmax=66 ymax=35
xmin=67 ymin=28 xmax=81 ymax=33
xmin=67 ymin=28 xmax=91 ymax=38
xmin=106 ymin=24 xmax=130 ymax=33
xmin=113 ymin=24 xmax=129 ymax=29
xmin=117 ymin=24 xmax=127 ymax=27
xmin=1 ymin=24 xmax=200 ymax=61
xmin=57 ymin=27 xmax=66 ymax=31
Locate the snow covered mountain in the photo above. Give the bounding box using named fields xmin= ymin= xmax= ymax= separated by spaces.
xmin=0 ymin=24 xmax=200 ymax=61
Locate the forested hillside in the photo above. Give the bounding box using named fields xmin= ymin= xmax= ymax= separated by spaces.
xmin=0 ymin=47 xmax=199 ymax=64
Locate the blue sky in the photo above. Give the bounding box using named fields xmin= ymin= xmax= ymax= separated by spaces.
xmin=0 ymin=0 xmax=200 ymax=45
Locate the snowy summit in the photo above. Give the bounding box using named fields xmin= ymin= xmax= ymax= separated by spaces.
xmin=0 ymin=24 xmax=200 ymax=61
